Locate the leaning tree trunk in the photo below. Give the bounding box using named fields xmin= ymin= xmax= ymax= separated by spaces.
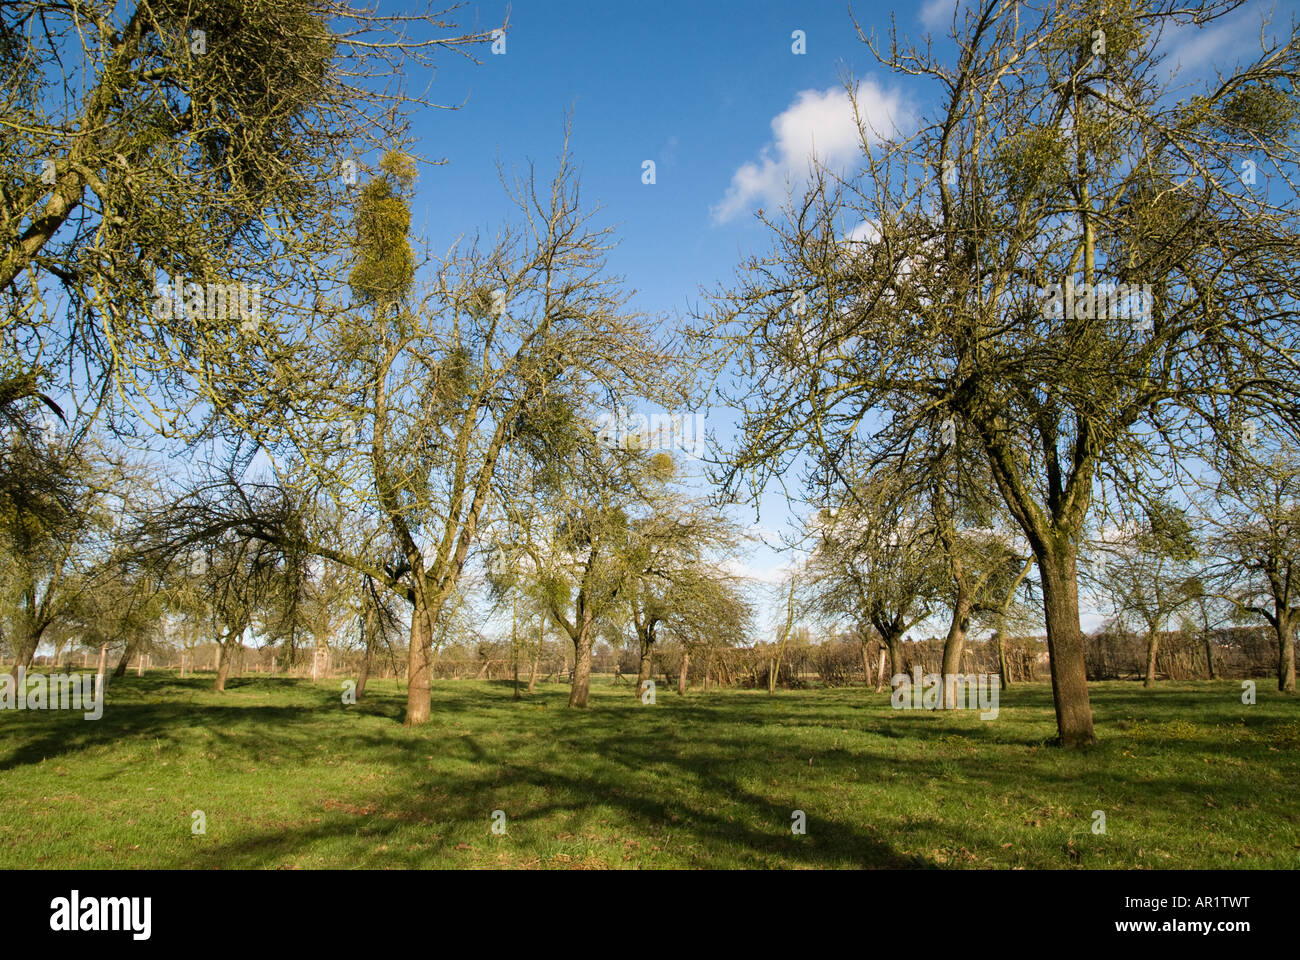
xmin=677 ymin=650 xmax=690 ymax=695
xmin=1036 ymin=543 xmax=1097 ymax=747
xmin=405 ymin=602 xmax=433 ymax=725
xmin=1202 ymin=631 xmax=1217 ymax=680
xmin=113 ymin=642 xmax=135 ymax=679
xmin=1278 ymin=614 xmax=1296 ymax=695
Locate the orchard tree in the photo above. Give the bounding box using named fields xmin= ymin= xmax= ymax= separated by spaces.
xmin=707 ymin=0 xmax=1300 ymax=745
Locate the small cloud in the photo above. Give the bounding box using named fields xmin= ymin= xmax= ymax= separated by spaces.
xmin=919 ymin=0 xmax=960 ymax=31
xmin=711 ymin=80 xmax=909 ymax=225
xmin=720 ymin=556 xmax=793 ymax=587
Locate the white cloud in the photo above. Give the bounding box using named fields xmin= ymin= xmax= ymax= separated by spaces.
xmin=1157 ymin=4 xmax=1279 ymax=81
xmin=720 ymin=556 xmax=794 ymax=587
xmin=711 ymin=80 xmax=909 ymax=225
xmin=919 ymin=0 xmax=960 ymax=31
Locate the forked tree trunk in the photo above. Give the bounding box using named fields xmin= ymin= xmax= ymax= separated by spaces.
xmin=9 ymin=633 xmax=38 ymax=679
xmin=405 ymin=604 xmax=433 ymax=725
xmin=1036 ymin=545 xmax=1097 ymax=747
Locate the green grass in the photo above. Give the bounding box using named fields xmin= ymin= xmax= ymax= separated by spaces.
xmin=1 ymin=673 xmax=1297 ymax=868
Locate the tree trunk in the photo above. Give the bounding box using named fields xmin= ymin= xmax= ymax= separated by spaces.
xmin=1143 ymin=630 xmax=1159 ymax=688
xmin=1202 ymin=632 xmax=1217 ymax=680
xmin=939 ymin=595 xmax=972 ymax=708
xmin=356 ymin=602 xmax=375 ymax=702
xmin=996 ymin=631 xmax=1011 ymax=687
xmin=9 ymin=634 xmax=38 ymax=679
xmin=214 ymin=642 xmax=233 ymax=692
xmin=512 ymin=595 xmax=521 ymax=701
xmin=1278 ymin=614 xmax=1296 ymax=694
xmin=860 ymin=638 xmax=873 ymax=687
xmin=1036 ymin=544 xmax=1097 ymax=747
xmin=885 ymin=628 xmax=905 ymax=680
xmin=113 ymin=642 xmax=133 ymax=679
xmin=569 ymin=619 xmax=594 ymax=708
xmin=678 ymin=650 xmax=690 ymax=695
xmin=356 ymin=639 xmax=373 ymax=702
xmin=636 ymin=641 xmax=653 ymax=697
xmin=405 ymin=602 xmax=433 ymax=725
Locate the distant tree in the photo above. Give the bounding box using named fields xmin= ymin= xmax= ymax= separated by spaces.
xmin=1203 ymin=440 xmax=1300 ymax=693
xmin=621 ymin=499 xmax=746 ymax=697
xmin=803 ymin=467 xmax=945 ymax=682
xmin=1093 ymin=500 xmax=1201 ymax=688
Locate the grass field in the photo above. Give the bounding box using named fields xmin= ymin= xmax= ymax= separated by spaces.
xmin=1 ymin=673 xmax=1297 ymax=869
